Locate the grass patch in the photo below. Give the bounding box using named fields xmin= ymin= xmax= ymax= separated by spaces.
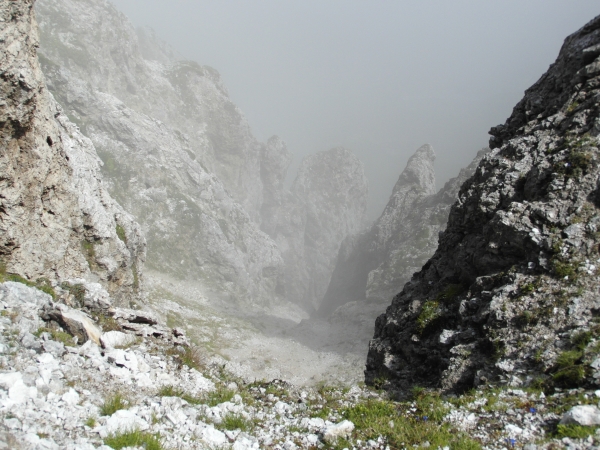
xmin=100 ymin=393 xmax=129 ymax=416
xmin=92 ymin=312 xmax=122 ymax=332
xmin=85 ymin=417 xmax=97 ymax=428
xmin=342 ymin=398 xmax=480 ymax=449
xmin=552 ymin=350 xmax=586 ymax=387
xmin=165 ymin=345 xmax=205 ymax=371
xmin=116 ymin=225 xmax=127 ymax=244
xmin=555 ymin=424 xmax=597 ymax=439
xmin=0 ymin=266 xmax=57 ymax=299
xmin=81 ymin=240 xmax=96 ymax=269
xmin=552 ymin=258 xmax=578 ymax=283
xmin=417 ymin=300 xmax=441 ymax=334
xmin=221 ymin=413 xmax=252 ymax=431
xmin=104 ymin=430 xmax=163 ymax=450
xmin=157 ymin=385 xmax=202 ymax=405
xmin=34 ymin=326 xmax=76 ymax=347
xmin=61 ymin=282 xmax=86 ymax=307
xmin=203 ymin=386 xmax=235 ymax=407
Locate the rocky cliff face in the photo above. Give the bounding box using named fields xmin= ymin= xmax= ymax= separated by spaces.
xmin=268 ymin=147 xmax=368 ymax=310
xmin=0 ymin=0 xmax=144 ymax=303
xmin=35 ymin=0 xmax=369 ymax=311
xmin=319 ymin=144 xmax=487 ymax=317
xmin=35 ymin=0 xmax=287 ymax=306
xmin=366 ymin=15 xmax=600 ymax=393
xmin=35 ymin=0 xmax=266 ymax=219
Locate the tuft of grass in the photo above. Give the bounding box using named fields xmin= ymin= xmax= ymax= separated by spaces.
xmin=221 ymin=413 xmax=252 ymax=431
xmin=203 ymin=386 xmax=235 ymax=407
xmin=104 ymin=430 xmax=163 ymax=450
xmin=555 ymin=424 xmax=596 ymax=439
xmin=92 ymin=312 xmax=122 ymax=332
xmin=81 ymin=240 xmax=96 ymax=268
xmin=552 ymin=350 xmax=586 ymax=387
xmin=572 ymin=331 xmax=593 ymax=351
xmin=417 ymin=300 xmax=441 ymax=334
xmin=165 ymin=345 xmax=205 ymax=371
xmin=100 ymin=393 xmax=129 ymax=416
xmin=551 ymin=259 xmax=578 ymax=283
xmin=0 ymin=266 xmax=57 ymax=300
xmin=115 ymin=225 xmax=127 ymax=244
xmin=61 ymin=282 xmax=86 ymax=307
xmin=85 ymin=417 xmax=97 ymax=428
xmin=157 ymin=385 xmax=202 ymax=405
xmin=34 ymin=326 xmax=76 ymax=347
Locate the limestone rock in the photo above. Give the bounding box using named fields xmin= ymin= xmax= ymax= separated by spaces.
xmin=44 ymin=304 xmax=102 ymax=345
xmin=319 ymin=144 xmax=486 ymax=319
xmin=268 ymin=147 xmax=368 ymax=310
xmin=366 ymin=15 xmax=600 ymax=392
xmin=0 ymin=0 xmax=145 ymax=303
xmin=323 ymin=420 xmax=355 ymax=443
xmin=560 ymin=405 xmax=600 ymax=426
xmin=100 ymin=331 xmax=137 ymax=349
xmin=35 ymin=0 xmax=285 ymax=306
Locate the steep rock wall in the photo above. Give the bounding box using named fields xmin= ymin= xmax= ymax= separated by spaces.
xmin=269 ymin=147 xmax=368 ymax=310
xmin=34 ymin=0 xmax=286 ymax=306
xmin=320 ymin=145 xmax=487 ymax=317
xmin=0 ymin=0 xmax=144 ymax=303
xmin=366 ymin=15 xmax=600 ymax=393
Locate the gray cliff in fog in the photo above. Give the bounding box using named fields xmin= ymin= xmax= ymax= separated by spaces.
xmin=269 ymin=147 xmax=368 ymax=310
xmin=367 ymin=15 xmax=600 ymax=393
xmin=35 ymin=0 xmax=368 ymax=309
xmin=0 ymin=0 xmax=144 ymax=303
xmin=319 ymin=144 xmax=487 ymax=318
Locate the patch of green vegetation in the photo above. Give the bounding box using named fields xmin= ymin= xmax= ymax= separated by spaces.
xmin=555 ymin=134 xmax=597 ymax=179
xmin=342 ymin=398 xmax=480 ymax=449
xmin=220 ymin=413 xmax=252 ymax=431
xmin=81 ymin=240 xmax=96 ymax=269
xmin=203 ymin=386 xmax=235 ymax=407
xmin=131 ymin=262 xmax=139 ymax=291
xmin=417 ymin=300 xmax=441 ymax=334
xmin=104 ymin=430 xmax=163 ymax=450
xmin=310 ymin=405 xmax=331 ymax=420
xmin=555 ymin=424 xmax=597 ymax=439
xmin=0 ymin=265 xmax=57 ymax=299
xmin=85 ymin=417 xmax=97 ymax=428
xmin=115 ymin=225 xmax=127 ymax=244
xmin=552 ymin=350 xmax=586 ymax=387
xmin=572 ymin=330 xmax=593 ymax=351
xmin=34 ymin=326 xmax=76 ymax=347
xmin=157 ymin=385 xmax=202 ymax=405
xmin=61 ymin=282 xmax=86 ymax=307
xmin=566 ymin=101 xmax=580 ymax=114
xmin=551 ymin=258 xmax=578 ymax=283
xmin=100 ymin=393 xmax=129 ymax=416
xmin=92 ymin=312 xmax=121 ymax=332
xmin=165 ymin=345 xmax=205 ymax=371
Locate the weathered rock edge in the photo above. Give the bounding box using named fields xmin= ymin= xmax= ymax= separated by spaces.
xmin=366 ymin=15 xmax=600 ymax=393
xmin=0 ymin=0 xmax=145 ymax=303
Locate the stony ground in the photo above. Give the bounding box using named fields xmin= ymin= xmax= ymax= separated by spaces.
xmin=1 ymin=279 xmax=600 ymax=449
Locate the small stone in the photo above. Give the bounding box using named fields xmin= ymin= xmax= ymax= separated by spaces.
xmin=100 ymin=331 xmax=137 ymax=349
xmin=323 ymin=420 xmax=355 ymax=443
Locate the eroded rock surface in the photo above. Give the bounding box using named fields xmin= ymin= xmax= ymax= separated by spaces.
xmin=366 ymin=15 xmax=600 ymax=393
xmin=35 ymin=0 xmax=285 ymax=306
xmin=269 ymin=147 xmax=368 ymax=310
xmin=0 ymin=0 xmax=144 ymax=303
xmin=319 ymin=144 xmax=486 ymax=320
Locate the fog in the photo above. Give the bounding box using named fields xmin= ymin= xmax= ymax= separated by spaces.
xmin=111 ymin=0 xmax=598 ymax=220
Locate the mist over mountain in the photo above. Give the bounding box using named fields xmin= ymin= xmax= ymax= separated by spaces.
xmin=3 ymin=0 xmax=600 ymax=448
